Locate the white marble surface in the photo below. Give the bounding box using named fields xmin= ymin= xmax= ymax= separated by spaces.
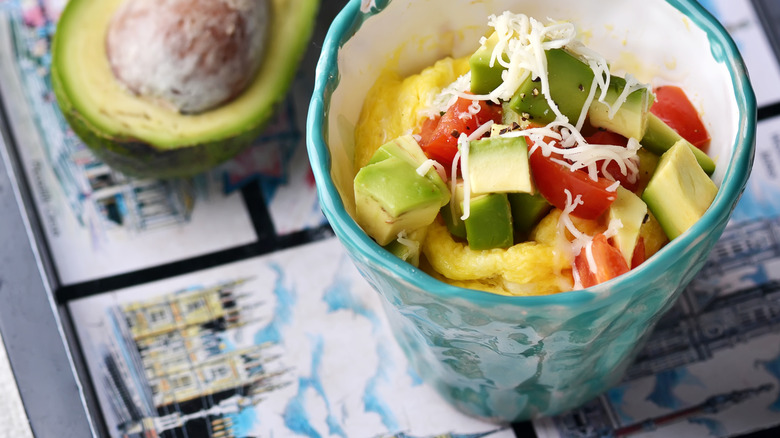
xmin=0 ymin=332 xmax=33 ymax=438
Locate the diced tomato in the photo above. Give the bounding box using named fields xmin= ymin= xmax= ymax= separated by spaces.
xmin=631 ymin=236 xmax=646 ymax=269
xmin=419 ymin=116 xmax=439 ymax=142
xmin=418 ymin=95 xmax=502 ymax=173
xmin=527 ymin=142 xmax=617 ymax=220
xmin=584 ymin=130 xmax=639 ymax=192
xmin=584 ymin=129 xmax=627 ymax=147
xmin=575 ymin=233 xmax=630 ymax=288
xmin=650 ymin=85 xmax=710 ymax=151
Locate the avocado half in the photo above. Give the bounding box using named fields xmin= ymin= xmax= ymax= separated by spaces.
xmin=51 ymin=0 xmax=319 ymax=178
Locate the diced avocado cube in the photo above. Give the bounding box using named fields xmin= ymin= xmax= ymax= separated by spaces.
xmin=641 ymin=113 xmax=716 ymax=175
xmin=368 ymin=134 xmax=428 ymax=165
xmin=440 ymin=181 xmax=467 ymax=239
xmin=490 ymin=123 xmax=510 ymax=138
xmin=501 ymin=101 xmax=532 ymax=129
xmin=507 ymin=48 xmax=595 ymax=125
xmin=608 ymin=186 xmax=648 ymax=266
xmin=635 ymin=148 xmax=660 ymax=194
xmin=467 ymin=136 xmax=533 ymax=195
xmin=588 ymin=75 xmax=653 ymax=140
xmin=464 ymin=193 xmax=514 ymax=250
xmin=383 ymin=227 xmax=428 ymax=267
xmin=641 ymin=140 xmax=718 ymax=240
xmin=508 ymin=192 xmax=552 ymax=239
xmin=367 ymin=135 xmax=450 ymax=204
xmin=354 ymin=156 xmax=448 ymax=246
xmin=470 ymin=32 xmax=509 ymax=95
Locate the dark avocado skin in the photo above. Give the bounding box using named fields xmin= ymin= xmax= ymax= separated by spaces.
xmin=50 ymin=0 xmax=319 ymax=179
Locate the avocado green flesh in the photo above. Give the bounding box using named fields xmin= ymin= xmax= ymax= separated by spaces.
xmin=608 ymin=186 xmax=648 ymax=266
xmin=464 ymin=193 xmax=514 ymax=250
xmin=588 ymin=75 xmax=652 ymax=140
xmin=354 ymin=157 xmax=448 ymax=246
xmin=641 ymin=113 xmax=716 ymax=175
xmin=470 ymin=33 xmax=508 ymax=95
xmin=383 ymin=227 xmax=427 ymax=267
xmin=51 ymin=0 xmax=319 ymax=178
xmin=441 ymin=181 xmax=467 ymax=239
xmin=641 ymin=140 xmax=718 ymax=240
xmin=508 ymin=192 xmax=551 ymax=240
xmin=467 ymin=136 xmax=532 ymax=195
xmin=508 ymin=48 xmax=594 ymax=125
xmin=368 ymin=135 xmax=449 ymax=202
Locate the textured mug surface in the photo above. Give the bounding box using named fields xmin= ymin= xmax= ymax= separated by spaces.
xmin=307 ymin=0 xmax=756 ymax=421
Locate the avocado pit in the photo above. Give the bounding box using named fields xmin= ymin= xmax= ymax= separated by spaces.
xmin=105 ymin=0 xmax=269 ymax=114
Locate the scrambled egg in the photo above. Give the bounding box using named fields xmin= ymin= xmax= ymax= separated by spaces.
xmin=354 ymin=57 xmax=470 ymax=172
xmin=353 ymin=57 xmax=667 ymax=296
xmin=354 ymin=57 xmax=575 ymax=296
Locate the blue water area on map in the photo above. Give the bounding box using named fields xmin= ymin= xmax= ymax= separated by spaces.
xmin=688 ymin=416 xmax=727 ymax=436
xmin=322 ymin=254 xmax=405 ymax=432
xmin=731 ymin=185 xmax=780 ymax=223
xmin=363 ymin=341 xmax=400 ymax=432
xmin=606 ymin=386 xmax=635 ymax=424
xmin=754 ymin=347 xmax=780 ymax=411
xmin=254 ymin=263 xmax=295 ymax=345
xmin=647 ymin=368 xmax=703 ymax=409
xmin=741 ymin=263 xmax=770 ymax=286
xmin=283 ymin=334 xmax=346 ymax=437
xmin=231 ymin=407 xmax=257 ymax=438
xmin=322 ymin=255 xmax=382 ymax=331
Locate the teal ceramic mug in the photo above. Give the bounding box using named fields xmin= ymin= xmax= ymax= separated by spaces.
xmin=307 ymin=0 xmax=756 ymax=422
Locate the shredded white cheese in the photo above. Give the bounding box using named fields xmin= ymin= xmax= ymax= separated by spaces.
xmin=456 ymin=120 xmax=495 ymax=221
xmin=450 ymin=150 xmax=461 ymax=220
xmin=395 ymin=230 xmax=418 ymax=261
xmin=558 ymin=190 xmax=591 ymax=257
xmin=414 ymin=12 xmax=652 ymax=285
xmin=572 ymin=262 xmax=584 ymax=290
xmin=416 ymin=159 xmax=447 ymax=181
xmin=506 ymin=120 xmax=641 ymax=185
xmin=458 ymin=135 xmax=472 ymax=220
xmin=607 ymin=74 xmax=650 ymax=119
xmin=604 ymin=218 xmax=623 ymax=240
xmin=584 ymin=240 xmax=598 ymax=274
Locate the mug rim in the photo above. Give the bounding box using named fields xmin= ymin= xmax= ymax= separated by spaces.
xmin=306 ymin=0 xmax=757 ymax=308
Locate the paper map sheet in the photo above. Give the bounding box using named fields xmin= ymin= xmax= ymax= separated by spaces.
xmin=68 ymin=238 xmax=515 ymax=438
xmin=0 ymin=0 xmax=326 ymax=286
xmin=5 ymin=0 xmax=780 ymax=436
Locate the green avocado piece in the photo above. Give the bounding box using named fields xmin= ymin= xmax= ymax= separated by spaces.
xmin=368 ymin=134 xmax=429 ymax=165
xmin=51 ymin=0 xmax=319 ymax=178
xmin=467 ymin=136 xmax=533 ymax=195
xmin=608 ymin=186 xmax=648 ymax=266
xmin=368 ymin=135 xmax=449 ymax=204
xmin=470 ymin=32 xmax=510 ymax=95
xmin=641 ymin=113 xmax=716 ymax=175
xmin=489 ymin=123 xmax=511 ymax=138
xmin=641 ymin=140 xmax=718 ymax=240
xmin=383 ymin=227 xmax=428 ymax=267
xmin=635 ymin=148 xmax=660 ymax=194
xmin=464 ymin=193 xmax=514 ymax=250
xmin=508 ymin=192 xmax=552 ymax=240
xmin=501 ymin=101 xmax=533 ymax=128
xmin=354 ymin=157 xmax=448 ymax=246
xmin=588 ymin=75 xmax=653 ymax=140
xmin=507 ymin=48 xmax=595 ymax=125
xmin=440 ymin=181 xmax=467 ymax=239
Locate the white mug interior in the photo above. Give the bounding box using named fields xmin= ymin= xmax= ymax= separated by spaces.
xmin=326 ymin=0 xmax=738 ymax=216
